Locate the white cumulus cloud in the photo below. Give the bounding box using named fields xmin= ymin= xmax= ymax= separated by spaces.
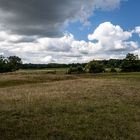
xmin=0 ymin=22 xmax=139 ymax=63
xmin=88 ymin=22 xmax=133 ymax=51
xmin=135 ymin=26 xmax=140 ymax=36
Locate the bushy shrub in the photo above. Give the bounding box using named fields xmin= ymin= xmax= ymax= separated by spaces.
xmin=67 ymin=66 xmax=84 ymax=74
xmin=110 ymin=67 xmax=117 ymax=73
xmin=85 ymin=61 xmax=105 ymax=73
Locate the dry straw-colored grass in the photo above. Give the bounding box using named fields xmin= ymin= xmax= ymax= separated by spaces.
xmin=0 ymin=71 xmax=140 ymax=140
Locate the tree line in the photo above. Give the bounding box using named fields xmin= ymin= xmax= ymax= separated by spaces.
xmin=0 ymin=53 xmax=140 ymax=73
xmin=67 ymin=53 xmax=140 ymax=74
xmin=21 ymin=63 xmax=87 ymax=69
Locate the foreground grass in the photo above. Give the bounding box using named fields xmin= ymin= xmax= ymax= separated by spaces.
xmin=0 ymin=71 xmax=140 ymax=140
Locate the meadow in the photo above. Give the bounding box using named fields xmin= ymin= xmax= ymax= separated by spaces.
xmin=0 ymin=69 xmax=140 ymax=140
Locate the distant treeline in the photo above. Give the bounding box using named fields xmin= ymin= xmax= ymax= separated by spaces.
xmin=21 ymin=63 xmax=87 ymax=69
xmin=1 ymin=53 xmax=140 ymax=73
xmin=21 ymin=54 xmax=140 ymax=73
xmin=21 ymin=59 xmax=123 ymax=70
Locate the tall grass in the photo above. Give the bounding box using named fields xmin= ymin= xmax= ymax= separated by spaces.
xmin=0 ymin=71 xmax=140 ymax=139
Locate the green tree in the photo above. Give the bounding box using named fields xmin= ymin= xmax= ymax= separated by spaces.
xmin=7 ymin=56 xmax=22 ymax=71
xmin=125 ymin=53 xmax=139 ymax=61
xmin=0 ymin=55 xmax=6 ymax=73
xmin=85 ymin=61 xmax=105 ymax=73
xmin=121 ymin=53 xmax=140 ymax=72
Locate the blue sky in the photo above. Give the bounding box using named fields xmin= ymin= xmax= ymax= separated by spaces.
xmin=67 ymin=0 xmax=140 ymax=41
xmin=0 ymin=0 xmax=140 ymax=63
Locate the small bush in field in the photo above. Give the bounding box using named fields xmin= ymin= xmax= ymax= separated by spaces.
xmin=110 ymin=67 xmax=117 ymax=73
xmin=67 ymin=66 xmax=84 ymax=74
xmin=85 ymin=61 xmax=105 ymax=73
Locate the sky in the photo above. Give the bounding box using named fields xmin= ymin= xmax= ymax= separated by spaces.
xmin=0 ymin=0 xmax=140 ymax=64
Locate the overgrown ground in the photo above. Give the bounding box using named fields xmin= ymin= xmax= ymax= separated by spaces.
xmin=0 ymin=70 xmax=140 ymax=140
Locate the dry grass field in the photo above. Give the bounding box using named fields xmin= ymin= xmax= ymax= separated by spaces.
xmin=0 ymin=70 xmax=140 ymax=140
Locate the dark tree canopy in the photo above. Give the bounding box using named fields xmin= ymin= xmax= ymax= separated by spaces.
xmin=121 ymin=53 xmax=140 ymax=72
xmin=125 ymin=53 xmax=139 ymax=61
xmin=8 ymin=56 xmax=22 ymax=71
xmin=0 ymin=55 xmax=22 ymax=73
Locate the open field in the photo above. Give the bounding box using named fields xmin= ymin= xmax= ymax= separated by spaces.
xmin=0 ymin=70 xmax=140 ymax=140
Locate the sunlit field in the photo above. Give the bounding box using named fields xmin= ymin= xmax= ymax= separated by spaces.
xmin=0 ymin=70 xmax=140 ymax=140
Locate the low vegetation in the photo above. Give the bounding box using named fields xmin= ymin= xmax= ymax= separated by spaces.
xmin=66 ymin=66 xmax=84 ymax=74
xmin=0 ymin=71 xmax=140 ymax=139
xmin=85 ymin=61 xmax=105 ymax=73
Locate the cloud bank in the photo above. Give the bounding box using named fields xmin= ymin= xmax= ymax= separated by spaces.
xmin=0 ymin=22 xmax=139 ymax=63
xmin=0 ymin=1 xmax=139 ymax=63
xmin=0 ymin=0 xmax=122 ymax=37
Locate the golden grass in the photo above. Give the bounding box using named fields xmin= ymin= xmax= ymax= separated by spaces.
xmin=0 ymin=71 xmax=140 ymax=139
